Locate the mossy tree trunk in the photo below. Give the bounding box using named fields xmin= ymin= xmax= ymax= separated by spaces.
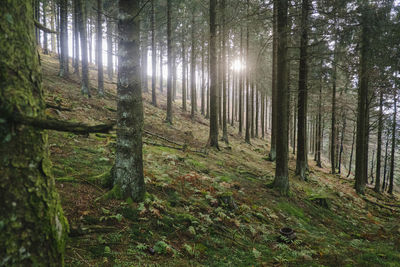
xmin=115 ymin=0 xmax=145 ymax=202
xmin=0 ymin=1 xmax=68 ymax=265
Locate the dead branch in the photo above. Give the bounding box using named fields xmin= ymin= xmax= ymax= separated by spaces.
xmin=34 ymin=19 xmax=58 ymax=34
xmin=46 ymin=103 xmax=72 ymax=111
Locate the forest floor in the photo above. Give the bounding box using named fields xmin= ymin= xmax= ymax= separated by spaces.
xmin=41 ymin=53 xmax=400 ymax=267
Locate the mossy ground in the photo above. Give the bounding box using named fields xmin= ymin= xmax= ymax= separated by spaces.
xmin=41 ymin=52 xmax=400 ymax=267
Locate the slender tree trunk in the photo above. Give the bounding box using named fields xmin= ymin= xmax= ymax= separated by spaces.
xmin=330 ymin=47 xmax=337 ymax=174
xmin=251 ymin=80 xmax=255 ymax=138
xmin=159 ymin=40 xmax=163 ymax=92
xmin=1 ymin=2 xmax=67 ymax=263
xmin=256 ymin=86 xmax=259 ymax=138
xmin=239 ymin=28 xmax=243 ymax=135
xmin=295 ymin=0 xmax=309 ymax=180
xmin=73 ymin=0 xmax=80 ymax=75
xmin=43 ymin=0 xmax=49 ymax=54
xmin=388 ymin=96 xmax=396 ymax=194
xmin=97 ymin=0 xmax=104 ymax=96
xmin=245 ymin=2 xmax=251 ymax=144
xmin=51 ymin=0 xmax=56 ymax=53
xmin=261 ymin=90 xmax=265 ymax=138
xmin=115 ymin=0 xmax=145 ymax=201
xmin=201 ymin=41 xmax=206 ymax=115
xmin=347 ymin=124 xmax=356 ymax=177
xmin=107 ymin=18 xmax=113 ymax=79
xmin=165 ymin=0 xmax=173 ymax=123
xmin=370 ymin=150 xmax=375 ymax=183
xmin=59 ymin=0 xmax=69 ymax=77
xmin=77 ymin=0 xmax=90 ymax=97
xmin=338 ymin=116 xmax=346 ymax=174
xmin=272 ymin=0 xmax=289 ymax=195
xmin=191 ymin=11 xmax=197 ymax=119
xmin=221 ymin=0 xmax=228 ymax=143
xmin=209 ymin=0 xmax=219 ymax=149
xmin=374 ymin=90 xmax=383 ymax=192
xmin=141 ymin=22 xmax=148 ymax=93
xmin=151 ymin=0 xmax=157 ymax=106
xmin=172 ymin=50 xmax=177 ymax=101
xmin=182 ymin=26 xmax=187 ymax=111
xmin=269 ymin=2 xmax=278 ymax=161
xmin=382 ymin=136 xmax=389 ymax=191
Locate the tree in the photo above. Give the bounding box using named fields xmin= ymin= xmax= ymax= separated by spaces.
xmin=59 ymin=0 xmax=69 ymax=77
xmin=295 ymin=0 xmax=309 ymax=180
xmin=0 ymin=1 xmax=67 ymax=264
xmin=221 ymin=0 xmax=228 ymax=143
xmin=151 ymin=0 xmax=157 ymax=107
xmin=191 ymin=7 xmax=197 ymax=120
xmin=209 ymin=0 xmax=219 ymax=149
xmin=355 ymin=5 xmax=371 ymax=194
xmin=272 ymin=0 xmax=289 ymax=195
xmin=114 ymin=0 xmax=145 ymax=202
xmin=388 ymin=95 xmax=396 ymax=194
xmin=374 ymin=90 xmax=383 ymax=192
xmin=97 ymin=0 xmax=104 ymax=96
xmin=165 ymin=0 xmax=173 ymax=123
xmin=77 ymin=0 xmax=90 ymax=97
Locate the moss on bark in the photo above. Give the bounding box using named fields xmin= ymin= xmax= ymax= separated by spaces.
xmin=0 ymin=1 xmax=68 ymax=265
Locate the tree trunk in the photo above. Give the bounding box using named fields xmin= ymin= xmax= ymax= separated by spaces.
xmin=388 ymin=96 xmax=396 ymax=194
xmin=159 ymin=40 xmax=163 ymax=92
xmin=165 ymin=0 xmax=173 ymax=123
xmin=347 ymin=124 xmax=356 ymax=177
xmin=295 ymin=0 xmax=309 ymax=180
xmin=51 ymin=0 xmax=56 ymax=53
xmin=269 ymin=2 xmax=278 ymax=161
xmin=272 ymin=0 xmax=289 ymax=195
xmin=141 ymin=21 xmax=148 ymax=93
xmin=221 ymin=0 xmax=228 ymax=143
xmin=115 ymin=0 xmax=145 ymax=201
xmin=239 ymin=28 xmax=243 ymax=135
xmin=107 ymin=18 xmax=113 ymax=79
xmin=330 ymin=47 xmax=337 ymax=174
xmin=201 ymin=39 xmax=206 ymax=116
xmin=43 ymin=0 xmax=49 ymax=54
xmin=191 ymin=11 xmax=197 ymax=119
xmin=77 ymin=0 xmax=90 ymax=97
xmin=181 ymin=26 xmax=187 ymax=111
xmin=151 ymin=0 xmax=157 ymax=106
xmin=338 ymin=115 xmax=346 ymax=174
xmin=73 ymin=0 xmax=80 ymax=75
xmin=355 ymin=6 xmax=370 ymax=194
xmin=374 ymin=90 xmax=383 ymax=192
xmin=209 ymin=0 xmax=219 ymax=149
xmin=0 ymin=2 xmax=67 ymax=264
xmin=59 ymin=0 xmax=69 ymax=77
xmin=382 ymin=136 xmax=389 ymax=191
xmin=245 ymin=2 xmax=251 ymax=144
xmin=97 ymin=0 xmax=104 ymax=96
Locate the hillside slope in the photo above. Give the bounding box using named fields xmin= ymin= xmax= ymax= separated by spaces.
xmin=41 ymin=53 xmax=400 ymax=266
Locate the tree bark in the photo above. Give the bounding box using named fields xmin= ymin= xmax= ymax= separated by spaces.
xmin=181 ymin=25 xmax=187 ymax=111
xmin=374 ymin=90 xmax=383 ymax=192
xmin=272 ymin=0 xmax=289 ymax=195
xmin=269 ymin=2 xmax=278 ymax=161
xmin=59 ymin=0 xmax=69 ymax=77
xmin=221 ymin=0 xmax=228 ymax=143
xmin=77 ymin=0 xmax=90 ymax=97
xmin=107 ymin=18 xmax=113 ymax=79
xmin=355 ymin=6 xmax=370 ymax=194
xmin=209 ymin=0 xmax=219 ymax=149
xmin=0 ymin=2 xmax=67 ymax=264
xmin=191 ymin=10 xmax=197 ymax=119
xmin=151 ymin=0 xmax=157 ymax=106
xmin=97 ymin=0 xmax=104 ymax=96
xmin=115 ymin=0 xmax=145 ymax=201
xmin=165 ymin=0 xmax=173 ymax=123
xmin=295 ymin=0 xmax=309 ymax=180
xmin=388 ymin=96 xmax=396 ymax=194
xmin=73 ymin=0 xmax=80 ymax=75
xmin=245 ymin=1 xmax=251 ymax=144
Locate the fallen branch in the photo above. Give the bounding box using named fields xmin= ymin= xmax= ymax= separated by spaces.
xmin=144 ymin=129 xmax=183 ymax=146
xmin=13 ymin=114 xmax=115 ymax=134
xmin=34 ymin=19 xmax=58 ymax=34
xmin=361 ymin=196 xmax=397 ymax=212
xmin=46 ymin=102 xmax=72 ymax=111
